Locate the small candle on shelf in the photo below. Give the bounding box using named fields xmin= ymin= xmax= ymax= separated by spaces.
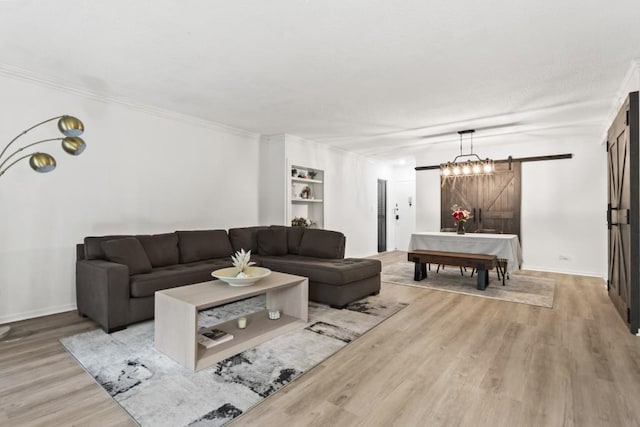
xmin=237 ymin=317 xmax=247 ymax=329
xmin=268 ymin=309 xmax=281 ymax=320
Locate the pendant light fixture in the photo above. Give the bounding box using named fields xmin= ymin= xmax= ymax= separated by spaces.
xmin=440 ymin=130 xmax=494 ymax=177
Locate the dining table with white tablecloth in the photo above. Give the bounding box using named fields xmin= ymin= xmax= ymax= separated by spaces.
xmin=408 ymin=232 xmax=523 ymax=273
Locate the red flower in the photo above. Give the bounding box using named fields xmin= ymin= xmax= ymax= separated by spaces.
xmin=451 ymin=205 xmax=472 ymax=223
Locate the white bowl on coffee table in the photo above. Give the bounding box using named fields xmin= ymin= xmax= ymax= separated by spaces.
xmin=211 ymin=266 xmax=271 ymax=287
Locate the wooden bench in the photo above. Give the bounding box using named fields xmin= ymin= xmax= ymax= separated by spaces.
xmin=408 ymin=250 xmax=499 ymax=290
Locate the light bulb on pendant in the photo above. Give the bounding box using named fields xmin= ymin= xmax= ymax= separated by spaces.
xmin=442 ymin=130 xmax=494 ymax=178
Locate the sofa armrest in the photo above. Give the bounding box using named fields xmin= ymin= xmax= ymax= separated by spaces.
xmin=76 ymin=259 xmax=130 ymax=333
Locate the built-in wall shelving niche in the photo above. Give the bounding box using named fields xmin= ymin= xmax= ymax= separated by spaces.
xmin=289 ymin=165 xmax=324 ymax=229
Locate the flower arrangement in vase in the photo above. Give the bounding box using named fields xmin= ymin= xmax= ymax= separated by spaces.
xmin=451 ymin=204 xmax=472 ymax=234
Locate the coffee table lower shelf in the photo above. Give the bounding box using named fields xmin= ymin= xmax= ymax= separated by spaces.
xmin=154 ymin=272 xmax=309 ymax=371
xmin=197 ymin=309 xmax=304 ymax=370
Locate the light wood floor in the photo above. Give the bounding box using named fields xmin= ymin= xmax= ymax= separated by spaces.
xmin=2 ymin=251 xmax=640 ymax=426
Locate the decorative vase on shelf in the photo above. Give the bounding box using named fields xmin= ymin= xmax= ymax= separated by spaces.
xmin=300 ymin=186 xmax=311 ymax=199
xmin=456 ymin=221 xmax=465 ymax=235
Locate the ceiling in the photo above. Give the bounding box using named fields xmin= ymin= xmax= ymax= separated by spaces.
xmin=1 ymin=1 xmax=639 ymax=160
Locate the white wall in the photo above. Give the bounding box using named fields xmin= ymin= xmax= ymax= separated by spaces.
xmin=606 ymin=59 xmax=640 ymax=129
xmin=0 ymin=73 xmax=261 ymax=324
xmin=415 ymin=129 xmax=607 ymax=277
xmin=284 ymin=135 xmax=391 ymax=258
xmin=388 ymin=162 xmax=416 ymax=251
xmin=258 ymin=134 xmax=287 ymax=225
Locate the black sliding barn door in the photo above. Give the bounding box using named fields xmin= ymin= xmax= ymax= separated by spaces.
xmin=441 ymin=162 xmax=521 ymax=237
xmin=607 ymin=91 xmax=639 ymax=333
xmin=441 ymin=174 xmax=479 ymax=232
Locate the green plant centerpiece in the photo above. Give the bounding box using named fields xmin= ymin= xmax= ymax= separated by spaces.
xmin=231 ymin=249 xmax=255 ymax=278
xmin=291 ymin=217 xmax=315 ymax=227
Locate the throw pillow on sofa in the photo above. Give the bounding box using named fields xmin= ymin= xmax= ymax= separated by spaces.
xmin=100 ymin=237 xmax=152 ymax=275
xmin=257 ymin=228 xmax=288 ymax=256
xmin=228 ymin=226 xmax=269 ymax=253
xmin=270 ymin=225 xmax=305 ymax=254
xmin=177 ymin=230 xmax=234 ymax=263
xmin=83 ymin=235 xmax=128 ymax=260
xmin=298 ymin=229 xmax=345 ymax=259
xmin=137 ymin=233 xmax=180 ymax=267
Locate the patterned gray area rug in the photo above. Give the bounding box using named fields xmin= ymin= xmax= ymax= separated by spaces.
xmin=382 ymin=262 xmax=555 ymax=308
xmin=61 ymin=294 xmax=407 ymax=427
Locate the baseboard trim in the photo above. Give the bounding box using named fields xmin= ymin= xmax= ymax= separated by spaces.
xmin=0 ymin=304 xmax=77 ymax=325
xmin=523 ymin=265 xmax=606 ymax=280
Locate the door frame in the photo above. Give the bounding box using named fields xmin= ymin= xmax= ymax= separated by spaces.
xmin=629 ymin=92 xmax=639 ymax=334
xmin=377 ymin=179 xmax=387 ymax=253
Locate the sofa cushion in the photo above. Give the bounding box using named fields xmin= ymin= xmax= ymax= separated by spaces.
xmin=137 ymin=233 xmax=179 ymax=267
xmin=130 ymin=258 xmax=233 ymax=297
xmin=266 ymin=225 xmax=304 ymax=254
xmin=257 ymin=228 xmax=288 ymax=256
xmin=100 ymin=237 xmax=152 ymax=275
xmin=177 ymin=230 xmax=234 ymax=263
xmin=287 ymin=226 xmax=305 ymax=255
xmin=298 ymin=229 xmax=346 ymax=259
xmin=84 ymin=235 xmax=128 ymax=260
xmin=228 ymin=226 xmax=269 ymax=253
xmin=258 ymin=256 xmax=381 ymax=286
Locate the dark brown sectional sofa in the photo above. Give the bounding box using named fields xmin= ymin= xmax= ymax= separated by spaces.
xmin=76 ymin=226 xmax=381 ymax=332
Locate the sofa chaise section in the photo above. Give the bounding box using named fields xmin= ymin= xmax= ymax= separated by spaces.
xmin=251 ymin=226 xmax=381 ymax=308
xmin=258 ymin=255 xmax=381 ymax=308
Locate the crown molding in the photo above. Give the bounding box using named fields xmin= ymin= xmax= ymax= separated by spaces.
xmin=282 ymin=133 xmax=380 ymax=165
xmin=0 ymin=63 xmax=259 ymax=139
xmin=603 ymin=59 xmax=640 ymax=140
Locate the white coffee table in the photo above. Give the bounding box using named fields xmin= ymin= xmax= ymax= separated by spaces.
xmin=154 ymin=271 xmax=308 ymax=371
